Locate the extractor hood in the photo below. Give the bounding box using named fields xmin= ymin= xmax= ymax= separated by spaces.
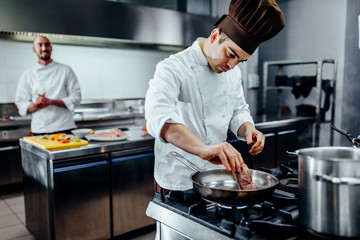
xmin=0 ymin=0 xmax=216 ymax=50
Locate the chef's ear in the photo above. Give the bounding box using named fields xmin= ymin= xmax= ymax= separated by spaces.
xmin=210 ymin=28 xmax=220 ymax=43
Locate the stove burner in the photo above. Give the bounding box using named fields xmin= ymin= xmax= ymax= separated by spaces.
xmin=279 ymin=178 xmax=298 ymax=193
xmin=218 ymin=205 xmax=248 ymax=210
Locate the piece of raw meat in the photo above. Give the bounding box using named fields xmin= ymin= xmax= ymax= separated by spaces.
xmin=110 ymin=128 xmax=126 ymax=137
xmin=94 ymin=128 xmax=126 ymax=138
xmin=232 ymin=164 xmax=257 ymax=190
xmin=94 ymin=132 xmax=118 ymax=138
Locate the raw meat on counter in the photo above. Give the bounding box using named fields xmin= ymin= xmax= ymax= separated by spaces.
xmin=232 ymin=164 xmax=257 ymax=190
xmin=94 ymin=128 xmax=126 ymax=138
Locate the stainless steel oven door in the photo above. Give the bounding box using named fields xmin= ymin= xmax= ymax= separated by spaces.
xmin=156 ymin=222 xmax=190 ymax=240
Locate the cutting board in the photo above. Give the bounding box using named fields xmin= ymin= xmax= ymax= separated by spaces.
xmin=23 ymin=136 xmax=88 ymax=151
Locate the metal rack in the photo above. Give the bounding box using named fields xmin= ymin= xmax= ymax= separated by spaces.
xmin=262 ymin=59 xmax=337 ymax=146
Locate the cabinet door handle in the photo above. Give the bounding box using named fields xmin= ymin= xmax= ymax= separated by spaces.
xmin=0 ymin=146 xmax=20 ymax=151
xmin=264 ymin=133 xmax=276 ymax=137
xmin=54 ymin=160 xmax=108 ymax=173
xmin=278 ymin=130 xmax=296 ymax=135
xmin=112 ymin=152 xmax=154 ymax=163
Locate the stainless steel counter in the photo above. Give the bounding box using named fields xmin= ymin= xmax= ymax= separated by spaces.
xmin=254 ymin=115 xmax=314 ymax=129
xmin=19 ymin=126 xmax=154 ymax=160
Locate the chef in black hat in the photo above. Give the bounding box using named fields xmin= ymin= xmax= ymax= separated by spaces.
xmin=145 ymin=0 xmax=285 ymax=194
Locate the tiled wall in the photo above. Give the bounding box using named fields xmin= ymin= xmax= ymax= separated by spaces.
xmin=0 ymin=39 xmax=175 ymax=103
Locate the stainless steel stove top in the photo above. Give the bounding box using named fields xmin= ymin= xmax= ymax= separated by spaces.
xmin=146 ymin=160 xmax=306 ymax=240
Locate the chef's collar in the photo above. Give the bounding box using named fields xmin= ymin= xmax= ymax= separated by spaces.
xmin=193 ymin=38 xmax=208 ymax=67
xmin=34 ymin=60 xmax=54 ymax=70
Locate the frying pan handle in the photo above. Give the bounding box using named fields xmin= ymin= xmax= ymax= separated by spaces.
xmin=330 ymin=124 xmax=354 ymax=143
xmin=169 ymin=151 xmax=202 ymax=172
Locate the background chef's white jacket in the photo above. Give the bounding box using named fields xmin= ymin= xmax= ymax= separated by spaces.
xmin=145 ymin=39 xmax=254 ymax=190
xmin=15 ymin=61 xmax=81 ymax=133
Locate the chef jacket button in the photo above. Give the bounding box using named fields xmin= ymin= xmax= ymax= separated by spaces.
xmin=223 ymin=90 xmax=226 ymax=94
xmin=222 ymin=115 xmax=226 ymax=118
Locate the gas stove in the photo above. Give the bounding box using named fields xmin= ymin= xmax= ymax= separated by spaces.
xmin=145 ymin=159 xmax=319 ymax=240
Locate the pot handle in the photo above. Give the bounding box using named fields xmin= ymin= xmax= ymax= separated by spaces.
xmin=286 ymin=151 xmax=298 ymax=157
xmin=315 ymin=174 xmax=360 ymax=185
xmin=169 ymin=151 xmax=202 ymax=172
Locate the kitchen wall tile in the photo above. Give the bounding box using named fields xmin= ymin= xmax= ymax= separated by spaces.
xmin=0 ymin=87 xmax=8 ymax=103
xmin=0 ymin=39 xmax=174 ymax=103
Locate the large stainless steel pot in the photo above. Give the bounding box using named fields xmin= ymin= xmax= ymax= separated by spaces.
xmin=297 ymin=147 xmax=360 ymax=238
xmin=170 ymin=151 xmax=279 ymax=206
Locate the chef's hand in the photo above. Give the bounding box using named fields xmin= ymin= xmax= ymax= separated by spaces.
xmin=34 ymin=93 xmax=50 ymax=109
xmin=241 ymin=123 xmax=265 ymax=155
xmin=199 ymin=143 xmax=245 ymax=173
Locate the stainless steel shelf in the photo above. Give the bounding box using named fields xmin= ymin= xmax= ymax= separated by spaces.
xmin=262 ymin=59 xmax=337 ymax=147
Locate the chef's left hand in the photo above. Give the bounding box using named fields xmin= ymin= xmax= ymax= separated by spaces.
xmin=239 ymin=122 xmax=265 ymax=155
xmin=245 ymin=128 xmax=265 ymax=155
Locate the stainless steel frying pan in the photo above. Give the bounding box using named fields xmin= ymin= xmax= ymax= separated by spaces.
xmin=170 ymin=151 xmax=279 ymax=206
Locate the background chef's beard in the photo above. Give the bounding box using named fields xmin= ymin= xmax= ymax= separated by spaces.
xmin=40 ymin=55 xmax=50 ymax=61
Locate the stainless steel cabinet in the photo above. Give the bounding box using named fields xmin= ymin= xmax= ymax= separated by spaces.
xmin=52 ymin=155 xmax=111 ymax=240
xmin=0 ymin=143 xmax=22 ymax=185
xmin=111 ymin=151 xmax=155 ymax=236
xmin=22 ymin=150 xmax=111 ymax=240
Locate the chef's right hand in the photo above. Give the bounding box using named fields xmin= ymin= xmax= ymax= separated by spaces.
xmin=199 ymin=143 xmax=244 ymax=173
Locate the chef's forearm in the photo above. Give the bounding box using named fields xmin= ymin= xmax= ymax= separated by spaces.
xmin=161 ymin=123 xmax=206 ymax=156
xmin=27 ymin=103 xmax=39 ymax=113
xmin=49 ymin=99 xmax=67 ymax=109
xmin=237 ymin=122 xmax=255 ymax=137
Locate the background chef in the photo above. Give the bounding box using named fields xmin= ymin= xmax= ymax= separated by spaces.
xmin=145 ymin=0 xmax=285 ymax=192
xmin=15 ymin=35 xmax=81 ymax=135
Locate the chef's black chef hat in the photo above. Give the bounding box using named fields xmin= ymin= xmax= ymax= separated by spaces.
xmin=214 ymin=0 xmax=285 ymax=55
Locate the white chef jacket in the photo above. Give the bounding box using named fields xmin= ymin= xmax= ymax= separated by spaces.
xmin=15 ymin=61 xmax=81 ymax=134
xmin=145 ymin=39 xmax=254 ymax=190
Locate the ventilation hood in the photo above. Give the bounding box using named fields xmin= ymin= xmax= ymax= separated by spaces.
xmin=0 ymin=0 xmax=216 ymax=50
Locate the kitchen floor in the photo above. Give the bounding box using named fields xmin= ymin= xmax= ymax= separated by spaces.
xmin=0 ymin=185 xmax=156 ymax=240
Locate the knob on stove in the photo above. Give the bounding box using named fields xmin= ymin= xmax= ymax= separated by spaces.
xmin=279 ymin=178 xmax=299 ymax=194
xmin=220 ymin=219 xmax=235 ymax=236
xmin=234 ymin=225 xmax=252 ymax=239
